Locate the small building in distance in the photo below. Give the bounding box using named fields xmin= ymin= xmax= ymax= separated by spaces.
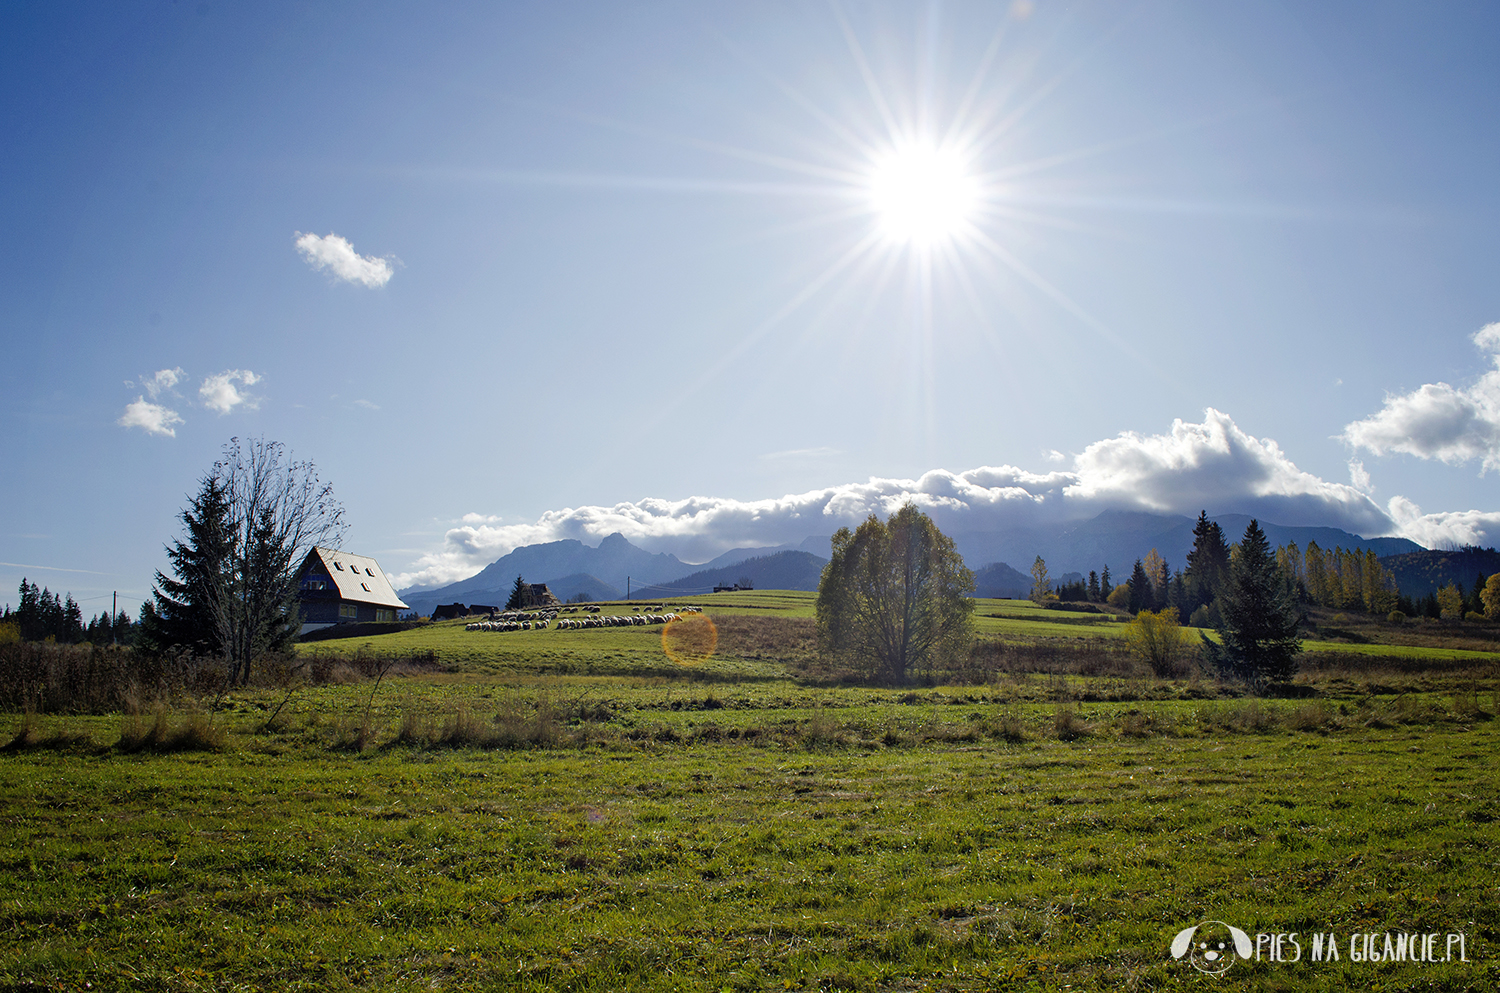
xmin=523 ymin=583 xmax=562 ymax=609
xmin=430 ymin=603 xmax=469 ymax=622
xmin=295 ymin=547 xmax=410 ymax=634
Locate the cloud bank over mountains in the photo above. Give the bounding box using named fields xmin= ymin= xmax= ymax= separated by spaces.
xmin=393 ymin=408 xmax=1496 ymax=588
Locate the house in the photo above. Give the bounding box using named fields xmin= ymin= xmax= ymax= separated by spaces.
xmin=295 ymin=546 xmax=410 ymax=634
xmin=430 ymin=603 xmax=469 ymax=622
xmin=522 ymin=583 xmax=562 ymax=609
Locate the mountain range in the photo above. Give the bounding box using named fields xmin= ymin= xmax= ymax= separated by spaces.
xmin=396 ymin=511 xmax=1428 ymax=616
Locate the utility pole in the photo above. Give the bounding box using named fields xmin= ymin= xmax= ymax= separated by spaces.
xmin=627 ymin=576 xmax=631 ymax=600
xmin=112 ymin=591 xmax=117 ymax=645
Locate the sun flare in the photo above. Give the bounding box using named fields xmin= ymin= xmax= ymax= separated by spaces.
xmin=869 ymin=144 xmax=980 ymax=246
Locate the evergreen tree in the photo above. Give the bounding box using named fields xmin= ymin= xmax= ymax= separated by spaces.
xmin=505 ymin=575 xmax=529 ymax=611
xmin=38 ymin=588 xmax=63 ymax=641
xmin=1184 ymin=511 xmax=1230 ymax=613
xmin=140 ymin=476 xmax=234 ymax=657
xmin=1099 ymin=565 xmax=1112 ymax=601
xmin=1127 ymin=560 xmax=1152 ymax=614
xmin=1468 ymin=573 xmax=1487 ymax=616
xmin=1087 ymin=571 xmax=1100 ymax=602
xmin=143 ymin=438 xmax=345 ymax=685
xmin=1201 ymin=519 xmax=1302 ymax=690
xmin=62 ymin=594 xmax=83 ymax=643
xmin=16 ymin=580 xmax=40 ymax=641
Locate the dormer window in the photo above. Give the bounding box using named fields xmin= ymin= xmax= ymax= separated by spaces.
xmin=366 ymin=568 xmax=375 ymax=576
xmin=361 ymin=582 xmax=371 ymax=592
xmin=334 ymin=562 xmax=343 ymax=571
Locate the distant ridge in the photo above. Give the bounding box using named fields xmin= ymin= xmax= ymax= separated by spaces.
xmin=1378 ymin=547 xmax=1500 ymax=598
xmin=398 ymin=532 xmax=689 ymax=617
xmin=954 ymin=511 xmax=1422 ymax=579
xmin=972 ymin=561 xmax=1031 ymax=599
xmin=635 ymin=550 xmax=829 ymax=597
xmin=396 ymin=513 xmax=1427 ymax=617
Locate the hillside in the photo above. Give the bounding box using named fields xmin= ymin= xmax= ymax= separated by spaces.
xmin=400 ymin=532 xmax=690 ymax=616
xmin=541 ymin=573 xmax=622 ymax=603
xmin=1379 ymin=547 xmax=1500 ymax=598
xmin=636 ymin=550 xmax=829 ymax=596
xmin=397 ymin=512 xmax=1430 ymax=617
xmin=972 ymin=561 xmax=1031 ymax=599
xmin=951 ymin=510 xmax=1421 ymax=578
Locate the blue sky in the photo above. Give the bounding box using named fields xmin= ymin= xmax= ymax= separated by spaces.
xmin=4 ymin=1 xmax=1500 ymax=608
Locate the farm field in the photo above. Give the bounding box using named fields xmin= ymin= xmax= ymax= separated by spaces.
xmin=297 ymin=590 xmax=1500 ymax=673
xmin=3 ymin=592 xmax=1498 ymax=991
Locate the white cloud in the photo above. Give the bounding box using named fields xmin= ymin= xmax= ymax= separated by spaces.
xmin=1064 ymin=409 xmax=1391 ymax=533
xmin=138 ymin=367 xmax=184 ymax=399
xmin=353 ymin=399 xmax=380 ymax=410
xmin=294 ymin=232 xmax=394 ymax=288
xmin=1342 ymin=322 xmax=1500 ymax=472
xmin=118 ymin=398 xmax=184 ymax=437
xmin=1348 ymin=459 xmax=1372 ymax=493
xmin=199 ymin=370 xmax=261 ymax=414
xmin=389 ymin=409 xmax=1411 ymax=589
xmin=1386 ymin=496 xmax=1500 ymax=550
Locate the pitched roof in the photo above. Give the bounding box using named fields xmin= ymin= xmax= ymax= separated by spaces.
xmin=300 ymin=547 xmax=410 ymax=610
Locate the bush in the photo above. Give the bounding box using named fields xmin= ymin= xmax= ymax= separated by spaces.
xmin=1189 ymin=603 xmax=1220 ymax=629
xmin=1123 ymin=609 xmax=1189 ymax=678
xmin=1387 ymin=611 xmax=1406 ymax=624
xmin=1053 ymin=704 xmax=1089 ymax=740
xmin=118 ymin=705 xmax=227 ymax=753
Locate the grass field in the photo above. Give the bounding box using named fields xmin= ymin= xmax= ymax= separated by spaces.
xmin=3 ymin=591 xmax=1498 ymax=991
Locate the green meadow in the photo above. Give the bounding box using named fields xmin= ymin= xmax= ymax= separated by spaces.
xmin=2 ymin=591 xmax=1497 ymax=991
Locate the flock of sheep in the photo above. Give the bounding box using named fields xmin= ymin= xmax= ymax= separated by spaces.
xmin=465 ymin=604 xmax=703 ymax=634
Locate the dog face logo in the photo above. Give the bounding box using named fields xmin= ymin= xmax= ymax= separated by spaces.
xmin=1171 ymin=920 xmax=1253 ymax=974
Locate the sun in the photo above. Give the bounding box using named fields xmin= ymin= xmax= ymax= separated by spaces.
xmin=868 ymin=143 xmax=980 ymax=247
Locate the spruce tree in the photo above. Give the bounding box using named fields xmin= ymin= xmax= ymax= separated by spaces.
xmin=139 ymin=476 xmax=234 ymax=657
xmin=1127 ymin=560 xmax=1152 ymax=614
xmin=505 ymin=575 xmax=529 ymax=611
xmin=1184 ymin=511 xmax=1230 ymax=613
xmin=1201 ymin=519 xmax=1302 ymax=691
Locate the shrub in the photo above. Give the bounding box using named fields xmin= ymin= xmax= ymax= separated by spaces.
xmin=1188 ymin=603 xmax=1220 ymax=629
xmin=1387 ymin=611 xmax=1406 ymax=624
xmin=1124 ymin=609 xmax=1192 ymax=677
xmin=991 ymin=708 xmax=1026 ymax=743
xmin=118 ymin=705 xmax=227 ymax=752
xmin=1053 ymin=704 xmax=1088 ymax=740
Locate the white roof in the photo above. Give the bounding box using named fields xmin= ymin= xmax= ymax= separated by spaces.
xmin=303 ymin=547 xmax=410 ymax=610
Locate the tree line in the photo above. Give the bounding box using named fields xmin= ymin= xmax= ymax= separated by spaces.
xmin=815 ymin=506 xmax=1307 ymax=691
xmin=1030 ymin=513 xmax=1302 ymax=689
xmin=1 ymin=580 xmax=137 ymax=646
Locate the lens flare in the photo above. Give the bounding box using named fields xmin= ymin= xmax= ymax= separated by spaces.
xmin=869 ymin=144 xmax=979 ymax=245
xmin=662 ymin=612 xmax=718 ymax=667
